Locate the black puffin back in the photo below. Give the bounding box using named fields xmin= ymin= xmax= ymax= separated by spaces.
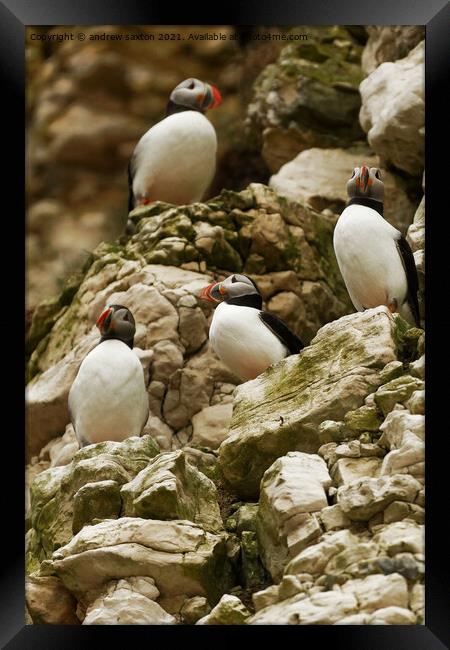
xmin=259 ymin=312 xmax=304 ymax=355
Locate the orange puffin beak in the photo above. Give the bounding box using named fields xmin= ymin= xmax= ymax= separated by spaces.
xmin=96 ymin=307 xmax=113 ymax=330
xmin=209 ymin=84 xmax=222 ymax=108
xmin=199 ymin=281 xmax=225 ymax=303
xmin=360 ymin=165 xmax=369 ymax=192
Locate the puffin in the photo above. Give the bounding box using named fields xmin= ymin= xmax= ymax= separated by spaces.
xmin=333 ymin=165 xmax=420 ymax=327
xmin=200 ymin=273 xmax=304 ymax=381
xmin=128 ymin=77 xmax=222 ymax=211
xmin=68 ymin=304 xmax=149 ymax=447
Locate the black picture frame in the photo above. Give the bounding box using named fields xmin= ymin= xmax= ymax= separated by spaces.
xmin=4 ymin=0 xmax=449 ymax=646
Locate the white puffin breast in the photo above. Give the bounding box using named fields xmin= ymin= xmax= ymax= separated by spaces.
xmin=209 ymin=303 xmax=289 ymax=381
xmin=132 ymin=110 xmax=217 ymax=205
xmin=333 ymin=204 xmax=408 ymax=311
xmin=69 ymin=339 xmax=149 ymax=445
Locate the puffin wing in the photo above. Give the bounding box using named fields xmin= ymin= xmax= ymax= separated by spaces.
xmin=259 ymin=311 xmax=304 ymax=355
xmin=395 ymin=235 xmax=420 ymax=326
xmin=127 ymin=156 xmax=135 ymax=213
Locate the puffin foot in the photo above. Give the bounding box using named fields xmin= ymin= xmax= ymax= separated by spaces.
xmin=141 ymin=198 xmax=154 ymax=206
xmin=387 ymin=298 xmax=398 ymax=313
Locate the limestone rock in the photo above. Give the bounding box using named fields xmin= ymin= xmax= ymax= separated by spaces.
xmin=341 ymin=573 xmax=408 ymax=612
xmin=368 ymin=606 xmax=416 ymax=625
xmin=240 ymin=531 xmax=267 ymax=588
xmin=331 ymin=457 xmax=382 ymax=486
xmin=196 ymin=594 xmax=251 ymax=625
xmin=72 ymin=480 xmax=122 ymax=534
xmin=46 ymin=518 xmax=234 ymax=604
xmin=29 ymin=436 xmax=160 ymax=563
xmin=247 ymin=28 xmax=365 ymax=173
xmin=374 ymin=376 xmax=425 ymax=416
xmin=120 ymin=450 xmax=223 ymax=533
xmin=26 ymin=576 xmax=80 ymax=625
xmin=361 ymin=27 xmax=424 ymax=74
xmin=372 ymin=521 xmax=424 ymax=557
xmin=219 ymin=307 xmax=400 ymax=499
xmin=359 ymin=42 xmax=424 ymax=176
xmin=82 ymin=577 xmax=175 ymax=625
xmin=25 ymin=330 xmax=97 ymax=459
xmin=180 ymin=596 xmax=211 ymax=625
xmin=383 ymin=501 xmax=424 ymax=525
xmin=337 ymin=474 xmax=421 ymax=521
xmin=191 ymin=403 xmax=233 ymax=449
xmin=257 ymin=452 xmax=331 ymax=580
xmin=284 ymin=529 xmax=356 ymax=577
xmin=318 ymin=505 xmax=350 ymax=531
xmin=270 ymin=147 xmax=416 ymax=233
xmin=248 ymin=590 xmax=358 ymax=625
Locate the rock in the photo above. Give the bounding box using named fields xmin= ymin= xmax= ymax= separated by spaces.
xmin=72 ymin=480 xmax=122 ymax=534
xmin=26 ymin=576 xmax=80 ymax=625
xmin=120 ymin=450 xmax=223 ymax=533
xmin=284 ymin=529 xmax=356 ymax=577
xmin=257 ymin=452 xmax=331 ymax=580
xmin=361 ymin=27 xmax=425 ymax=74
xmin=25 ymin=330 xmax=97 ymax=459
xmin=383 ymin=501 xmax=424 ymax=525
xmin=359 ymin=42 xmax=424 ymax=176
xmin=407 ymin=196 xmax=425 ymax=253
xmin=379 ymin=410 xmax=424 ymax=448
xmin=248 ymin=590 xmax=358 ymax=625
xmin=372 ymin=521 xmax=423 ymax=557
xmin=368 ymin=606 xmax=416 ymax=625
xmin=331 ymin=457 xmax=382 ymax=486
xmin=219 ymin=307 xmax=400 ymax=499
xmin=380 ymin=436 xmax=424 ymax=477
xmin=409 ymin=355 xmax=424 ymax=380
xmin=240 ymin=531 xmax=267 ymax=588
xmin=28 ymin=435 xmax=160 ymax=564
xmin=46 ymin=518 xmax=234 ymax=604
xmin=374 ymin=376 xmax=425 ymax=416
xmin=252 ymin=585 xmax=280 ymax=612
xmin=269 ymin=147 xmax=416 ymax=233
xmin=196 ymin=594 xmax=251 ymax=625
xmin=344 ymin=405 xmax=383 ymax=433
xmin=191 ymin=403 xmax=233 ymax=449
xmin=325 ymin=539 xmax=379 ymax=579
xmin=234 ymin=503 xmax=259 ymax=535
xmin=337 ymin=474 xmax=421 ymax=521
xmin=247 ymin=28 xmax=365 ymax=173
xmin=341 ymin=573 xmax=408 ymax=612
xmin=180 ymin=596 xmax=211 ymax=625
xmin=405 ymin=390 xmax=424 ymax=416
xmin=378 ymin=361 xmax=405 ymax=384
xmin=318 ymin=505 xmax=350 ymax=531
xmin=410 ymin=583 xmax=424 ymax=621
xmin=83 ymin=577 xmax=175 ymax=625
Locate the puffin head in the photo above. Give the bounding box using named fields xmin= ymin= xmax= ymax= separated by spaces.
xmin=96 ymin=304 xmax=136 ymax=348
xmin=347 ymin=165 xmax=384 ymax=202
xmin=167 ymin=78 xmax=222 ymax=115
xmin=200 ymin=273 xmax=262 ymax=308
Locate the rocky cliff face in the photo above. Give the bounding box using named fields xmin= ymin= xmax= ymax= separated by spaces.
xmin=26 ymin=26 xmax=425 ymax=626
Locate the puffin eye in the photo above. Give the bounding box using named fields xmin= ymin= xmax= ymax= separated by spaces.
xmin=231 ymin=275 xmax=238 ymax=283
xmin=375 ymin=170 xmax=381 ymax=180
xmin=188 ymin=80 xmax=195 ymax=89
